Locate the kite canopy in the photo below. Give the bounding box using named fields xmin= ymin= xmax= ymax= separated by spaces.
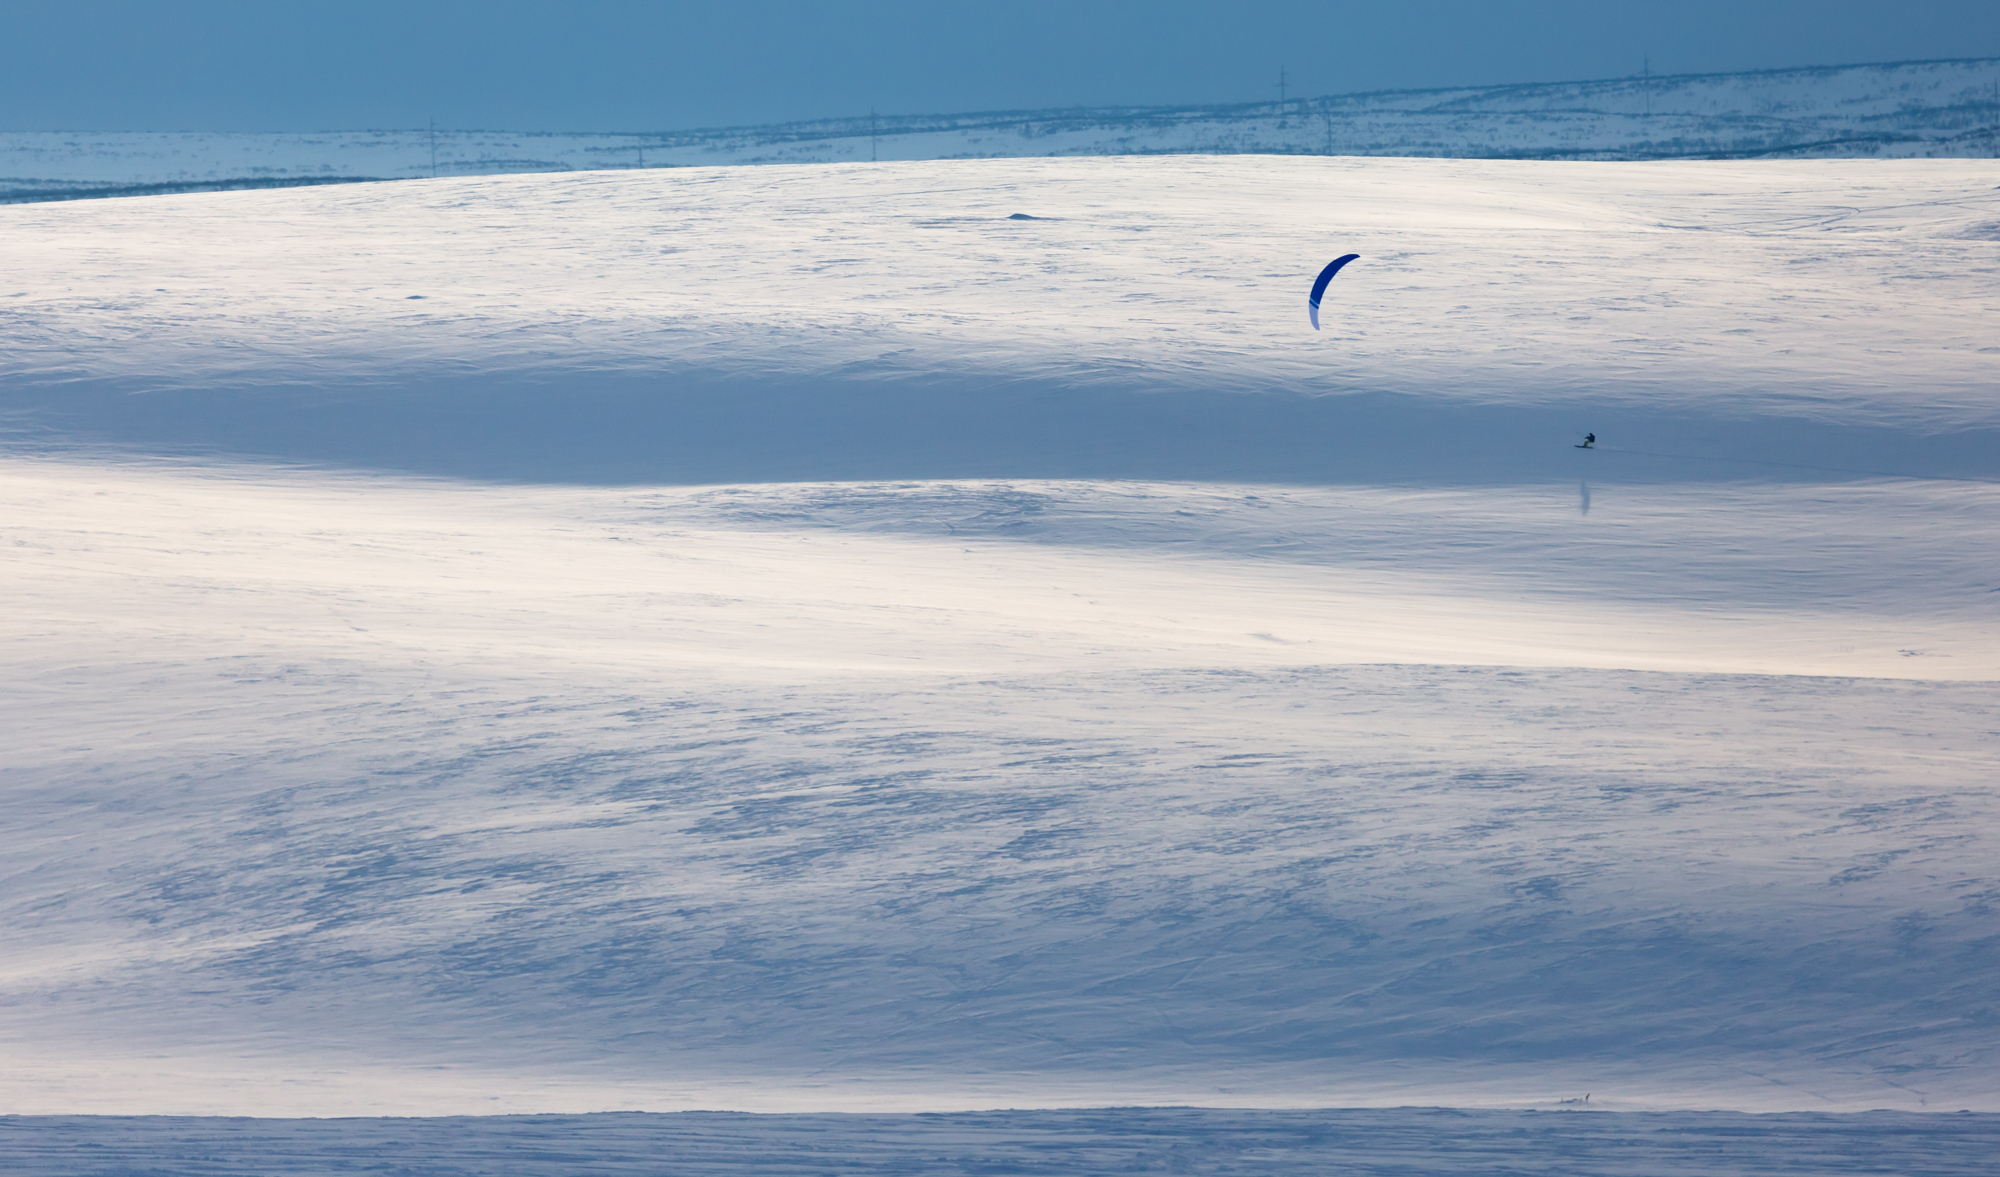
xmin=1308 ymin=253 xmax=1361 ymax=330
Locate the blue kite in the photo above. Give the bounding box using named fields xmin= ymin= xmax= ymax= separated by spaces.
xmin=1308 ymin=253 xmax=1361 ymax=330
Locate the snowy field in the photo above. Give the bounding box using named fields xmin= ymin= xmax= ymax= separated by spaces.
xmin=2 ymin=154 xmax=1998 ymax=1170
xmin=3 ymin=57 xmax=1996 ymax=201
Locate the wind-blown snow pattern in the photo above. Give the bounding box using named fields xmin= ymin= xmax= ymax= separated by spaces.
xmin=3 ymin=58 xmax=1997 ymax=202
xmin=2 ymin=153 xmax=1998 ymax=1151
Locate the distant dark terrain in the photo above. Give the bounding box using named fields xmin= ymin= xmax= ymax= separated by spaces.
xmin=6 ymin=1109 xmax=1999 ymax=1176
xmin=4 ymin=56 xmax=1996 ymax=201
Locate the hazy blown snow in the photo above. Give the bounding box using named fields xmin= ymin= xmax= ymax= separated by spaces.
xmin=2 ymin=155 xmax=1998 ymax=1118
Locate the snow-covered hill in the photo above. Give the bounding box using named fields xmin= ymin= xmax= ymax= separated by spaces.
xmin=3 ymin=58 xmax=1996 ymax=202
xmin=2 ymin=155 xmax=1998 ymax=1120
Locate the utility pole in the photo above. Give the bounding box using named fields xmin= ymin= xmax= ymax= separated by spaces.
xmin=871 ymin=106 xmax=878 ymax=162
xmin=428 ymin=117 xmax=437 ymax=178
xmin=1324 ymin=104 xmax=1334 ymax=156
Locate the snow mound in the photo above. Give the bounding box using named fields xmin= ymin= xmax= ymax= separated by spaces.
xmin=5 ymin=156 xmax=2000 ymax=480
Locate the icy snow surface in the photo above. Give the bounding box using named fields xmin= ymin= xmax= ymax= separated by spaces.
xmin=2 ymin=156 xmax=1999 ymax=1123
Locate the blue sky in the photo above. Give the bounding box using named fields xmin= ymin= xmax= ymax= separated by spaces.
xmin=4 ymin=1 xmax=1998 ymax=131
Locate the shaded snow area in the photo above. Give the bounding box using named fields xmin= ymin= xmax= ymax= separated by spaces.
xmin=3 ymin=58 xmax=1997 ymax=202
xmin=2 ymin=157 xmax=1998 ymax=1166
xmin=5 ymin=1111 xmax=2000 ymax=1176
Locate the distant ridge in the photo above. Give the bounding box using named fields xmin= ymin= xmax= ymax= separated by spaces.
xmin=0 ymin=175 xmax=384 ymax=205
xmin=2 ymin=57 xmax=1996 ymax=201
xmin=627 ymin=55 xmax=2000 ymax=163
